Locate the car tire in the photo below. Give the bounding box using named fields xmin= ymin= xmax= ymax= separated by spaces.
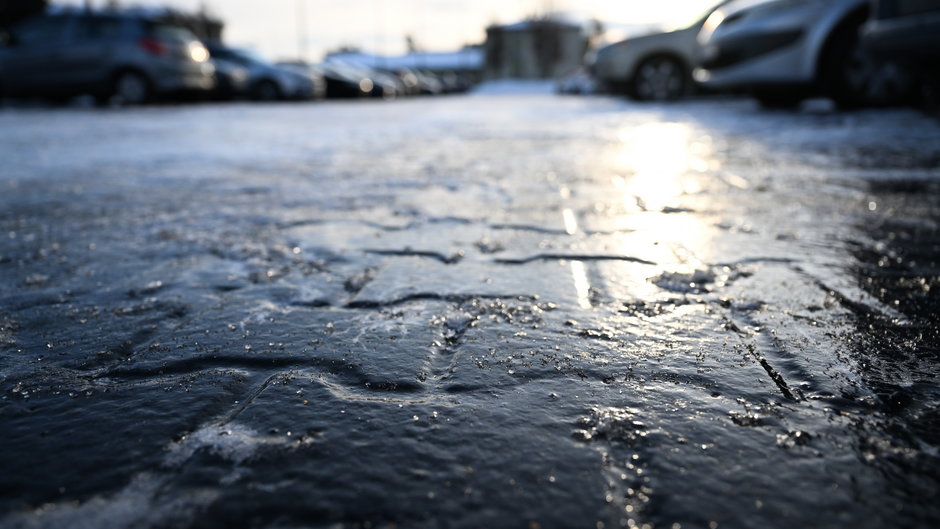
xmin=112 ymin=71 xmax=151 ymax=106
xmin=753 ymin=89 xmax=804 ymax=109
xmin=253 ymin=80 xmax=281 ymax=101
xmin=821 ymin=22 xmax=912 ymax=109
xmin=630 ymin=57 xmax=686 ymax=102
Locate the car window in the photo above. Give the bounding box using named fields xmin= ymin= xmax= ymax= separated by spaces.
xmin=208 ymin=47 xmax=242 ymax=64
xmin=10 ymin=16 xmax=70 ymax=47
xmin=233 ymin=48 xmax=266 ymax=64
xmin=72 ymin=16 xmax=124 ymax=42
xmin=673 ymin=0 xmax=732 ymax=30
xmin=147 ymin=23 xmax=195 ymax=42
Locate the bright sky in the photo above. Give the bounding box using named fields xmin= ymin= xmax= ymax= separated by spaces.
xmin=61 ymin=0 xmax=717 ymax=61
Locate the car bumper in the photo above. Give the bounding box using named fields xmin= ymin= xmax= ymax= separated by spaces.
xmin=590 ymin=49 xmax=631 ymax=83
xmin=153 ymin=62 xmax=216 ymax=93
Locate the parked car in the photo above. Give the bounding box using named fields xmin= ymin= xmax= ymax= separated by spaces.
xmin=312 ymin=62 xmax=375 ymax=98
xmin=694 ymin=0 xmax=912 ymax=108
xmin=276 ymin=61 xmax=327 ymax=100
xmin=588 ymin=1 xmax=730 ymax=101
xmin=413 ymin=70 xmax=444 ymax=95
xmin=204 ymin=42 xmax=314 ymax=101
xmin=391 ymin=68 xmax=443 ymax=96
xmin=0 ymin=11 xmax=214 ymax=104
xmin=437 ymin=71 xmax=471 ymax=94
xmin=862 ymin=0 xmax=940 ymax=104
xmin=209 ymin=56 xmax=248 ymax=100
xmin=327 ymin=61 xmax=399 ymax=99
xmin=395 ymin=69 xmax=421 ymax=96
xmin=368 ymin=69 xmax=404 ymax=100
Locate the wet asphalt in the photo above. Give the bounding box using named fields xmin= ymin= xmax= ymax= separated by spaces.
xmin=0 ymin=94 xmax=939 ymax=529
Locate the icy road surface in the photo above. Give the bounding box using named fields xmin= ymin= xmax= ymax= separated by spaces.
xmin=1 ymin=95 xmax=939 ymax=529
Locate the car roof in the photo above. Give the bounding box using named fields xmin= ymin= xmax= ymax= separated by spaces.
xmin=34 ymin=9 xmax=171 ymax=24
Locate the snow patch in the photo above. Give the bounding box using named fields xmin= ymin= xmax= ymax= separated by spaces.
xmin=164 ymin=423 xmax=291 ymax=467
xmin=0 ymin=473 xmax=215 ymax=529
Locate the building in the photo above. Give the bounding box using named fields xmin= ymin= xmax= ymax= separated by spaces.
xmin=484 ymin=18 xmax=588 ymax=80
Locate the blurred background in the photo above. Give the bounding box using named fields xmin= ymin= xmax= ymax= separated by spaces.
xmin=0 ymin=0 xmax=937 ymax=108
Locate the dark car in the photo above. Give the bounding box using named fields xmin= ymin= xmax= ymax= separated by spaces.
xmin=276 ymin=61 xmax=327 ymax=100
xmin=204 ymin=42 xmax=314 ymax=101
xmin=208 ymin=56 xmax=248 ymax=101
xmin=311 ymin=63 xmax=374 ymax=99
xmin=396 ymin=68 xmax=443 ymax=96
xmin=862 ymin=0 xmax=940 ymax=103
xmin=0 ymin=11 xmax=214 ymax=104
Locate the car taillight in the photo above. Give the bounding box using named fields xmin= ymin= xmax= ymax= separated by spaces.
xmin=139 ymin=37 xmax=167 ymax=56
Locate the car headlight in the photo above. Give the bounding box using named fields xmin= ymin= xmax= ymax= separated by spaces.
xmin=189 ymin=42 xmax=209 ymax=63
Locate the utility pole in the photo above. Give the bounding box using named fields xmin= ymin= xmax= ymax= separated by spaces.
xmin=375 ymin=0 xmax=386 ymax=69
xmin=296 ymin=0 xmax=308 ymax=62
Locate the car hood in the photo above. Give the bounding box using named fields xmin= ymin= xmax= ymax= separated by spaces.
xmin=596 ymin=0 xmax=733 ymax=53
xmin=718 ymin=0 xmax=813 ymax=18
xmin=707 ymin=0 xmax=867 ymax=24
xmin=594 ymin=25 xmax=696 ymax=64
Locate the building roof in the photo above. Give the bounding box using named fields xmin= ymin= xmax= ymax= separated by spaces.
xmin=327 ymin=48 xmax=483 ymax=71
xmin=493 ymin=19 xmax=583 ymax=32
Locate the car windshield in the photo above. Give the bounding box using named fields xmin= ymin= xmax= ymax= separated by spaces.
xmin=73 ymin=16 xmax=124 ymax=41
xmin=148 ymin=22 xmax=196 ymax=42
xmin=207 ymin=45 xmax=265 ymax=66
xmin=322 ymin=63 xmax=361 ymax=79
xmin=671 ymin=0 xmax=731 ymax=30
xmin=8 ymin=15 xmax=69 ymax=46
xmin=231 ymin=48 xmax=267 ymax=65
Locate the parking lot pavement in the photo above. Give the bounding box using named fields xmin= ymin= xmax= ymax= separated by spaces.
xmin=1 ymin=96 xmax=939 ymax=528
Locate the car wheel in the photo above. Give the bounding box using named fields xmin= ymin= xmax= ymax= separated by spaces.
xmin=753 ymin=89 xmax=804 ymax=109
xmin=822 ymin=23 xmax=912 ymax=109
xmin=631 ymin=57 xmax=686 ymax=101
xmin=253 ymin=80 xmax=281 ymax=101
xmin=112 ymin=71 xmax=151 ymax=106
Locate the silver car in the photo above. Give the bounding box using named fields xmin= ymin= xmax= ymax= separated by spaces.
xmin=0 ymin=11 xmax=214 ymax=105
xmin=589 ymin=1 xmax=730 ymax=101
xmin=694 ymin=0 xmax=911 ymax=108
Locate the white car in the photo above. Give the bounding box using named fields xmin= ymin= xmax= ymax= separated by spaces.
xmin=694 ymin=0 xmax=911 ymax=108
xmin=589 ymin=1 xmax=729 ymax=101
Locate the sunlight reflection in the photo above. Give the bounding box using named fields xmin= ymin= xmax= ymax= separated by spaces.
xmin=570 ymin=260 xmax=592 ymax=309
xmin=616 ymin=122 xmax=713 ymax=212
xmin=612 ymin=122 xmax=719 ymax=271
